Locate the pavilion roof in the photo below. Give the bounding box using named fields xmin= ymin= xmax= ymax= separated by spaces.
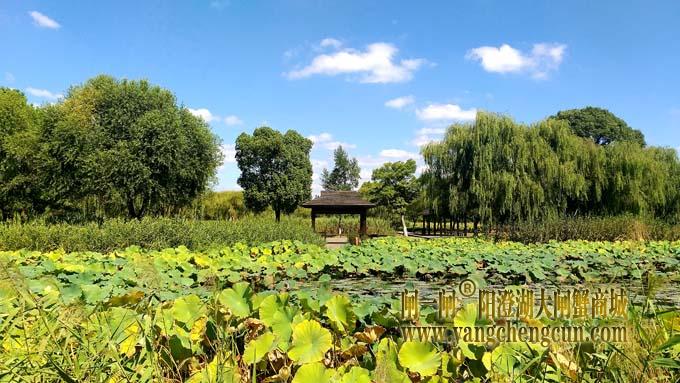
xmin=301 ymin=191 xmax=375 ymax=208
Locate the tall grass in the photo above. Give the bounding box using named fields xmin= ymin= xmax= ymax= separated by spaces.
xmin=496 ymin=215 xmax=680 ymax=243
xmin=312 ymin=216 xmax=394 ymax=237
xmin=0 ymin=216 xmax=323 ymax=252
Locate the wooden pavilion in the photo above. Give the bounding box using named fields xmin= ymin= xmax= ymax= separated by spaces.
xmin=301 ymin=191 xmax=375 ymax=236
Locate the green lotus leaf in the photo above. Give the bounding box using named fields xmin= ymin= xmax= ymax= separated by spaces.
xmin=171 ymin=295 xmax=206 ymax=325
xmin=454 ymin=302 xmax=477 ymax=327
xmin=398 ymin=341 xmax=441 ymax=377
xmin=81 ymin=284 xmax=111 ymax=304
xmin=217 ymin=282 xmax=253 ymax=318
xmin=325 ymin=294 xmax=356 ymax=332
xmin=340 ymin=366 xmax=371 ymax=383
xmin=259 ymin=294 xmax=290 ymax=326
xmin=288 ymin=320 xmax=332 ymax=364
xmin=243 ymin=332 xmax=277 ymax=364
xmin=259 ymin=294 xmax=298 ymax=350
xmin=490 ymin=343 xmax=520 ymax=374
xmin=373 ymin=338 xmax=410 ymax=383
xmin=186 ymin=355 xmax=240 ymax=383
xmin=292 ymin=362 xmax=334 ymax=383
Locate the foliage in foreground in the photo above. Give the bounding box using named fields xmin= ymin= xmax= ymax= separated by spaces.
xmin=1 ymin=237 xmax=679 ymax=381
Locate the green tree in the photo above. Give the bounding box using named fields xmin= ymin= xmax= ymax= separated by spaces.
xmin=0 ymin=88 xmax=41 ymax=219
xmin=421 ymin=111 xmax=680 ymax=229
xmin=235 ymin=127 xmax=313 ymax=222
xmin=550 ymin=106 xmax=645 ymax=146
xmin=40 ymin=75 xmax=223 ymax=218
xmin=361 ymin=159 xmax=419 ymax=236
xmin=321 ymin=145 xmax=360 ymax=191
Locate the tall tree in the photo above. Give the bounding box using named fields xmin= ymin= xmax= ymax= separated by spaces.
xmin=421 ymin=111 xmax=680 ymax=228
xmin=41 ymin=75 xmax=223 ymax=218
xmin=321 ymin=145 xmax=360 ymax=191
xmin=0 ymin=88 xmax=41 ymax=219
xmin=235 ymin=127 xmax=313 ymax=221
xmin=361 ymin=159 xmax=419 ymax=236
xmin=550 ymin=106 xmax=645 ymax=146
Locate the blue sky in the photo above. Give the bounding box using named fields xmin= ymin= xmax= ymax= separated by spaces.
xmin=2 ymin=1 xmax=679 ymax=194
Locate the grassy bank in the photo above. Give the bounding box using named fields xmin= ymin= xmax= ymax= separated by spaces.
xmin=0 ymin=216 xmax=324 ymax=252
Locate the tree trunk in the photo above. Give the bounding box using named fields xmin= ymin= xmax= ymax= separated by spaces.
xmin=401 ymin=214 xmax=408 ymax=237
xmin=275 ymin=209 xmax=281 ymax=222
xmin=138 ymin=194 xmax=149 ymax=218
xmin=127 ymin=195 xmax=137 ymax=219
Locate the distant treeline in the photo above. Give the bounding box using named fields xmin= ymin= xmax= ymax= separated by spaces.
xmin=0 ymin=76 xmax=222 ymax=222
xmin=421 ymin=112 xmax=680 ymax=228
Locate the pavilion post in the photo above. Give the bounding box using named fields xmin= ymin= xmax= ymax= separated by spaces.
xmin=301 ymin=191 xmax=375 ymax=240
xmin=359 ymin=210 xmax=367 ymax=236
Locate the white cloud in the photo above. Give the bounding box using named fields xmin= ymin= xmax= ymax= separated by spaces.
xmin=25 ymin=87 xmax=63 ymax=101
xmin=466 ymin=43 xmax=566 ymax=78
xmin=308 ymin=132 xmax=333 ymax=144
xmin=319 ymin=38 xmax=343 ymax=49
xmin=467 ymin=44 xmax=527 ymax=73
xmin=379 ymin=149 xmax=419 ymax=160
xmin=416 ymin=103 xmax=477 ymax=121
xmin=29 ymin=11 xmax=61 ymax=29
xmin=224 ymin=115 xmax=243 ymax=125
xmin=310 ymin=159 xmax=331 ymax=196
xmin=411 ymin=127 xmax=450 ymax=147
xmin=412 ymin=134 xmax=440 ymax=147
xmin=188 ymin=108 xmax=219 ymax=123
xmin=4 ymin=72 xmax=15 ymax=83
xmin=311 ymin=159 xmax=328 ymax=170
xmin=357 ymin=150 xmax=425 ymax=185
xmin=288 ymin=42 xmax=426 ymax=83
xmin=385 ymin=95 xmax=415 ymax=109
xmin=221 ymin=144 xmax=236 ymax=164
xmin=360 ymin=169 xmax=373 ymax=181
xmin=308 ymin=132 xmax=356 ymax=150
xmin=417 ymin=127 xmax=446 ymax=135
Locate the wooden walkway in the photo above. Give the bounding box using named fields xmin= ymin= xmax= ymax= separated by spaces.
xmin=325 ymin=235 xmax=349 ymax=249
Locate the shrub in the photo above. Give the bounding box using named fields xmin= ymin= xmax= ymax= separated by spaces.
xmin=180 ymin=191 xmax=246 ymax=220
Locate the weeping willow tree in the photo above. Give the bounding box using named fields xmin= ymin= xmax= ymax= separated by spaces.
xmin=421 ymin=112 xmax=680 ymax=230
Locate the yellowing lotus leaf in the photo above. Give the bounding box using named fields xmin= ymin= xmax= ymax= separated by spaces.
xmin=217 ymin=282 xmax=252 ymax=318
xmin=288 ymin=320 xmax=332 ymax=364
xmin=292 ymin=362 xmax=334 ymax=383
xmin=325 ymin=294 xmax=356 ymax=333
xmin=340 ymin=366 xmax=371 ymax=383
xmin=398 ymin=341 xmax=441 ymax=377
xmin=243 ymin=332 xmax=277 ymax=364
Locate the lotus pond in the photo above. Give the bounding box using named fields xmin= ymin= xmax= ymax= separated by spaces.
xmin=1 ymin=237 xmax=679 ymax=382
